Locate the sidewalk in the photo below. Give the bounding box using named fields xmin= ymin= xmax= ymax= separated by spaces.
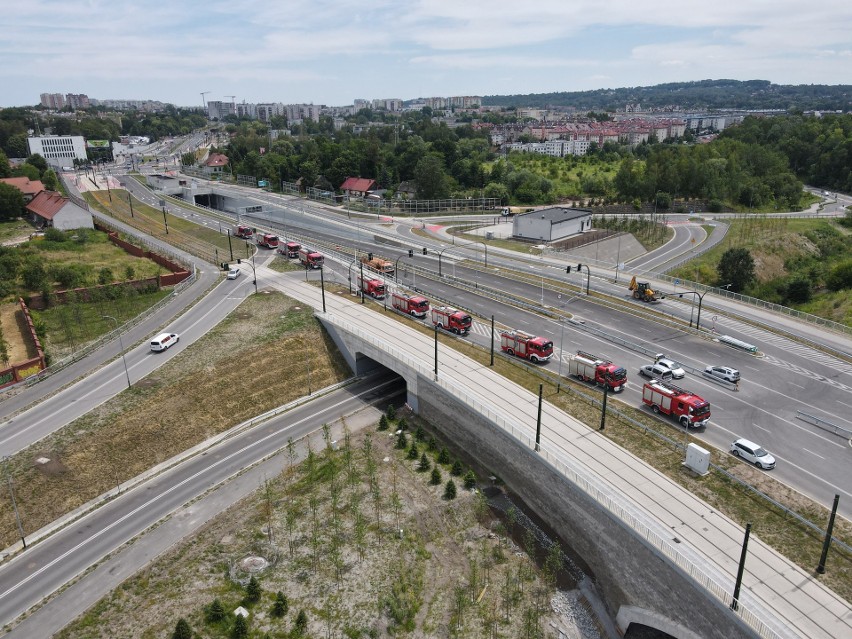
xmin=264 ymin=268 xmax=851 ymax=639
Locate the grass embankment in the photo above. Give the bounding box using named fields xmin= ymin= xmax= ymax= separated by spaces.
xmin=84 ymin=190 xmax=251 ymax=265
xmin=670 ymin=217 xmax=852 ymax=325
xmin=32 ymin=289 xmax=171 ymax=361
xmin=0 ymin=292 xmax=349 ymax=551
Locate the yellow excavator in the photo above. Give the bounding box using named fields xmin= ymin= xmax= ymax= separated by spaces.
xmin=629 ymin=276 xmax=660 ymax=302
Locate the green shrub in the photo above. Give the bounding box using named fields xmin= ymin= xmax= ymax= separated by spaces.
xmin=463 ymin=470 xmax=477 ymax=490
xmin=378 ymin=414 xmax=389 ymax=431
xmin=395 ymin=431 xmax=407 ymax=449
xmin=418 ymin=453 xmax=431 ymax=472
xmin=430 ymin=468 xmax=442 ymax=485
xmin=444 ymin=479 xmax=457 ymax=500
xmin=407 ymin=443 xmax=419 ymax=460
xmin=386 ymin=404 xmax=396 ymax=421
xmin=437 ymin=447 xmax=450 ymax=465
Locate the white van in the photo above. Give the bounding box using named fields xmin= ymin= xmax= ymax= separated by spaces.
xmin=150 ymin=333 xmax=179 ymax=352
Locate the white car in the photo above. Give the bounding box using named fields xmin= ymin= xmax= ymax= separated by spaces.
xmin=654 ymin=357 xmax=685 ymax=379
xmin=150 ymin=333 xmax=179 ymax=352
xmin=227 ymin=267 xmax=241 ymax=280
xmin=705 ymin=365 xmax=740 ymax=383
xmin=731 ymin=438 xmax=775 ymax=470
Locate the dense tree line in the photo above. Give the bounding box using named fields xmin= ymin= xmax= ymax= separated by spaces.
xmin=0 ymin=106 xmax=206 ymax=159
xmin=483 ymin=79 xmax=852 ymax=112
xmin=219 ymin=112 xmax=809 ymax=209
xmin=720 ymin=114 xmax=852 ymax=192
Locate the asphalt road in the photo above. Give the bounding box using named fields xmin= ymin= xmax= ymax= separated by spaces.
xmin=0 ymin=374 xmax=404 ymax=632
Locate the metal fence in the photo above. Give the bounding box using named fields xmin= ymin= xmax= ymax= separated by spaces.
xmin=796 ymin=410 xmax=852 ymax=440
xmin=24 ymin=265 xmax=197 ymax=387
xmin=323 ymin=313 xmax=786 ymax=639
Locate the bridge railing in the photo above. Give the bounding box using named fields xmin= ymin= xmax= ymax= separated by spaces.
xmin=322 ymin=313 xmax=785 ymax=639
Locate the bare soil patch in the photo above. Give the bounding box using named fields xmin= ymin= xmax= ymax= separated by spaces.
xmin=0 ymin=304 xmax=36 ymax=364
xmin=57 ymin=413 xmax=601 ymax=639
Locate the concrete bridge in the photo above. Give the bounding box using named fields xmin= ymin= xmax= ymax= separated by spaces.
xmin=262 ymin=272 xmax=849 ymax=639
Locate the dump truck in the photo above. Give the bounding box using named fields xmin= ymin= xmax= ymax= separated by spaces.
xmin=500 ymin=330 xmax=553 ymax=363
xmin=361 ymin=254 xmax=395 ymax=276
xmin=629 ymin=276 xmax=660 ymax=302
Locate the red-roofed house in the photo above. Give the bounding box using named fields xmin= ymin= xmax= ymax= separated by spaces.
xmin=203 ymin=153 xmax=229 ymax=177
xmin=0 ymin=177 xmax=46 ymax=203
xmin=340 ymin=177 xmax=377 ymax=198
xmin=25 ymin=191 xmax=94 ymax=231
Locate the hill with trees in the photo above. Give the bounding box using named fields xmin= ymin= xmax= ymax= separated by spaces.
xmin=482 ymin=79 xmax=852 ymax=112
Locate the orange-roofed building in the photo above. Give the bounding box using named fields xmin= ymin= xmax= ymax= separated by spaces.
xmin=0 ymin=177 xmax=46 ymax=203
xmin=25 ymin=191 xmax=94 ymax=231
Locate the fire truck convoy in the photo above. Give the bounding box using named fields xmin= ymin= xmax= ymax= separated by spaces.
xmin=298 ymin=248 xmax=324 ymax=269
xmin=431 ymin=306 xmax=472 ymax=335
xmin=567 ymin=351 xmax=627 ymax=392
xmin=256 ymin=233 xmax=279 ymax=249
xmin=391 ymin=291 xmax=430 ymax=318
xmin=357 ymin=276 xmax=386 ymax=299
xmin=235 ymin=225 xmax=254 ymax=239
xmin=642 ymin=380 xmax=710 ymax=428
xmin=500 ymin=330 xmax=553 ymax=363
xmin=278 ymin=241 xmax=301 ymax=258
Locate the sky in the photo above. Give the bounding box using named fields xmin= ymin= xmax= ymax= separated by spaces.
xmin=2 ymin=0 xmax=851 ymax=108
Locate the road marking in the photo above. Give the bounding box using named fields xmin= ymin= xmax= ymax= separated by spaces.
xmin=801 ymin=448 xmax=825 ymax=460
xmin=837 ymin=400 xmax=852 ymax=409
xmin=788 ymin=382 xmax=806 ymax=390
xmin=753 ymin=423 xmax=770 ymax=433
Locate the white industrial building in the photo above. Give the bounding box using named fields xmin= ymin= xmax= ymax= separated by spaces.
xmin=26 ymin=135 xmax=88 ymax=168
xmin=512 ymin=207 xmax=593 ymax=242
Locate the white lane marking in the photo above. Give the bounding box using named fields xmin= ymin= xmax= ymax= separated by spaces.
xmin=837 ymin=401 xmax=852 ymax=409
xmin=788 ymin=382 xmax=806 ymax=390
xmin=753 ymin=423 xmax=770 ymax=433
xmin=801 ymin=448 xmax=825 ymax=460
xmin=0 ymin=381 xmax=393 ymax=601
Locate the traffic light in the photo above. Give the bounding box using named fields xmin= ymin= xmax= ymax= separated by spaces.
xmin=422 ymin=247 xmax=428 ymax=255
xmin=237 ymin=258 xmax=242 ymax=264
xmin=367 ymin=252 xmax=373 ymax=261
xmin=408 ymin=249 xmax=413 ymax=258
xmin=577 ymin=263 xmax=583 ymax=271
xmin=221 ymin=262 xmax=228 ymax=270
xmin=566 ymin=265 xmax=571 ymax=273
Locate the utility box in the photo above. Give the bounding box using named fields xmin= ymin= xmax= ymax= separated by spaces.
xmin=684 ymin=443 xmax=710 ymax=476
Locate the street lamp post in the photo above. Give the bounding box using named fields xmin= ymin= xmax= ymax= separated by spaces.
xmin=102 ymin=315 xmax=131 ymax=390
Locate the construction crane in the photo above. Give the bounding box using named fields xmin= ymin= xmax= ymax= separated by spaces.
xmin=200 ymin=91 xmax=210 ymax=109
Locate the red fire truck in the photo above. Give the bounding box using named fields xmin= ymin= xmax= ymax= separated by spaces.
xmin=642 ymin=380 xmax=710 ymax=428
xmin=235 ymin=225 xmax=254 ymax=239
xmin=431 ymin=306 xmax=472 ymax=335
xmin=278 ymin=241 xmax=300 ymax=258
xmin=391 ymin=292 xmax=430 ymax=318
xmin=298 ymin=247 xmax=324 ymax=269
xmin=256 ymin=233 xmax=279 ymax=249
xmin=500 ymin=330 xmax=553 ymax=363
xmin=567 ymin=351 xmax=627 ymax=392
xmin=357 ymin=276 xmax=386 ymax=299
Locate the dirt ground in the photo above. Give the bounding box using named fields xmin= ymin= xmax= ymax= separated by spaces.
xmin=0 ymin=304 xmax=37 ymax=364
xmin=55 ymin=409 xmax=604 ymax=639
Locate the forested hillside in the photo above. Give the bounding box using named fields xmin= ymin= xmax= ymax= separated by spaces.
xmin=483 ymin=79 xmax=852 ymax=112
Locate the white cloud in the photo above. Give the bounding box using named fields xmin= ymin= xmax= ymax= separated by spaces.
xmin=1 ymin=0 xmax=850 ymax=105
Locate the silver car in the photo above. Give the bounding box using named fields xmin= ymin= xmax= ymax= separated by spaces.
xmin=705 ymin=365 xmax=740 ymax=383
xmin=639 ymin=364 xmax=673 ymax=381
xmin=731 ymin=438 xmax=775 ymax=469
